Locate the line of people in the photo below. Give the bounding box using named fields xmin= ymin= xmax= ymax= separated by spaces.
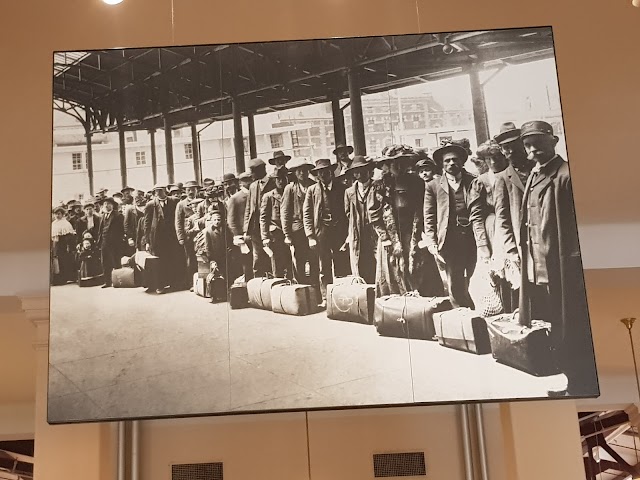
xmin=50 ymin=120 xmax=594 ymax=395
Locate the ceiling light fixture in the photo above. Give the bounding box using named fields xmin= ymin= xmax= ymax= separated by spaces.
xmin=633 ymin=0 xmax=640 ymax=7
xmin=103 ymin=0 xmax=124 ymax=5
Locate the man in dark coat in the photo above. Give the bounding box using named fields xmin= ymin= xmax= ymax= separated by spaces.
xmin=517 ymin=121 xmax=597 ymax=397
xmin=344 ymin=156 xmax=378 ymax=284
xmin=227 ymin=171 xmax=252 ymax=280
xmin=243 ymin=158 xmax=275 ymax=277
xmin=144 ymin=184 xmax=184 ymax=293
xmin=333 ymin=143 xmax=354 ymax=188
xmin=122 ymin=187 xmax=139 ymax=257
xmin=303 ymin=158 xmax=350 ymax=306
xmin=423 ymin=142 xmax=478 ymax=308
xmin=76 ymin=199 xmax=102 ymax=244
xmin=97 ymin=197 xmax=124 ymax=288
xmin=260 ymin=169 xmax=292 ymax=279
xmin=175 ymin=180 xmax=201 ymax=289
xmin=281 ymin=158 xmax=316 ymax=284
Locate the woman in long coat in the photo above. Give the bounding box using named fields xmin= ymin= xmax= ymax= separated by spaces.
xmin=51 ymin=206 xmax=77 ymax=285
xmin=368 ymin=145 xmax=444 ymax=297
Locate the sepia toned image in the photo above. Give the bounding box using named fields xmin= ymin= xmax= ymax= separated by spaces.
xmin=48 ymin=26 xmax=598 ymax=424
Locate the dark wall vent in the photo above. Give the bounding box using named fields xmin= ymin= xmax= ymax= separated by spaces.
xmin=172 ymin=462 xmax=223 ymax=480
xmin=373 ymin=452 xmax=426 ymax=477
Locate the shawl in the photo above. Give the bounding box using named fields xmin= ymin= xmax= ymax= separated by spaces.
xmin=51 ymin=218 xmax=75 ymax=240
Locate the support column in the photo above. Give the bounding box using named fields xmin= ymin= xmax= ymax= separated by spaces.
xmin=163 ymin=117 xmax=175 ymax=184
xmin=247 ymin=112 xmax=257 ymax=160
xmin=149 ymin=129 xmax=158 ymax=186
xmin=347 ymin=68 xmax=366 ymax=156
xmin=84 ymin=125 xmax=94 ymax=196
xmin=469 ymin=65 xmax=490 ymax=146
xmin=118 ymin=127 xmax=128 ymax=189
xmin=190 ymin=123 xmax=202 ymax=183
xmin=232 ymin=99 xmax=245 ymax=174
xmin=331 ymin=97 xmax=346 ymax=148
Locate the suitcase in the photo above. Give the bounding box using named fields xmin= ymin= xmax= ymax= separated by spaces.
xmin=271 ymin=283 xmax=320 ymax=316
xmin=247 ymin=277 xmax=288 ymax=310
xmin=433 ymin=308 xmax=491 ymax=354
xmin=487 ymin=314 xmax=559 ymax=376
xmin=112 ymin=267 xmax=138 ymax=288
xmin=229 ymin=283 xmax=249 ymax=309
xmin=374 ymin=295 xmax=452 ymax=339
xmin=207 ymin=272 xmax=227 ymax=303
xmin=193 ymin=272 xmax=209 ymax=298
xmin=327 ymin=282 xmax=375 ymax=324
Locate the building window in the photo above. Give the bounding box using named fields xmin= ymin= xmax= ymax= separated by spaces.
xmin=291 ymin=131 xmax=299 ymax=148
xmin=184 ymin=143 xmax=193 ymax=160
xmin=270 ymin=133 xmax=284 ymax=149
xmin=415 ymin=138 xmax=422 ymax=147
xmin=135 ymin=151 xmax=147 ymax=165
xmin=72 ymin=152 xmax=83 ymax=171
xmin=125 ymin=131 xmax=138 ymax=143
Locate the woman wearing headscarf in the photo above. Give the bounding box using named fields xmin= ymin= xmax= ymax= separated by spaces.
xmin=51 ymin=206 xmax=77 ymax=285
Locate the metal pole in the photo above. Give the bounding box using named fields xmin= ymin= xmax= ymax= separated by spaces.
xmin=117 ymin=421 xmax=126 ymax=480
xmin=149 ymin=129 xmax=158 ymax=186
xmin=468 ymin=65 xmax=490 ymax=146
xmin=163 ymin=117 xmax=175 ymax=184
xmin=473 ymin=404 xmax=489 ymax=480
xmin=247 ymin=112 xmax=257 ymax=159
xmin=331 ymin=97 xmax=346 ymax=147
xmin=85 ymin=125 xmax=94 ymax=196
xmin=131 ymin=420 xmax=140 ymax=480
xmin=232 ymin=98 xmax=245 ymax=173
xmin=460 ymin=405 xmax=475 ymax=480
xmin=118 ymin=127 xmax=128 ymax=189
xmin=347 ymin=68 xmax=367 ymax=156
xmin=190 ymin=123 xmax=202 ymax=183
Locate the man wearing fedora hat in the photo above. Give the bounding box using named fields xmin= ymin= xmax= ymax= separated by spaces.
xmin=144 ymin=184 xmax=184 ymax=293
xmin=97 ymin=197 xmax=124 ymax=288
xmin=333 ymin=143 xmax=354 ymax=187
xmin=344 ymin=155 xmax=378 ymax=284
xmin=260 ymin=168 xmax=292 ymax=279
xmin=175 ymin=180 xmax=202 ymax=288
xmin=281 ymin=158 xmax=317 ymax=284
xmin=303 ymin=158 xmax=350 ymax=305
xmin=423 ymin=141 xmax=478 ymax=308
xmin=269 ymin=150 xmax=291 ymax=171
xmin=516 ymin=121 xmax=595 ymax=396
xmin=244 ymin=158 xmax=275 ymax=277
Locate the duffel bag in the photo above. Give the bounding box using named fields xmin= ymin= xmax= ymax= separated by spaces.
xmin=247 ymin=276 xmax=288 ymax=310
xmin=374 ymin=294 xmax=452 ymax=339
xmin=332 ymin=275 xmax=366 ymax=287
xmin=271 ymin=282 xmax=320 ymax=316
xmin=487 ymin=313 xmax=558 ymax=376
xmin=327 ymin=282 xmax=375 ymax=324
xmin=112 ymin=267 xmax=138 ymax=288
xmin=229 ymin=283 xmax=249 ymax=309
xmin=433 ymin=308 xmax=491 ymax=354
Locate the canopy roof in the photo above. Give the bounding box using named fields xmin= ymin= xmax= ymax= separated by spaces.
xmin=53 ymin=27 xmax=554 ymax=133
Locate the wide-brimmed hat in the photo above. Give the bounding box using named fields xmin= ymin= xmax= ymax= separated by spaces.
xmin=310 ymin=158 xmax=337 ymax=173
xmin=346 ymin=155 xmax=374 ymax=172
xmin=83 ymin=198 xmax=96 ymax=208
xmin=121 ymin=186 xmax=135 ymax=193
xmin=332 ymin=143 xmax=354 ymax=155
xmin=183 ymin=180 xmax=201 ymax=189
xmin=433 ymin=143 xmax=469 ymax=164
xmin=238 ymin=171 xmax=253 ymax=181
xmin=249 ymin=158 xmax=266 ymax=169
xmin=102 ymin=197 xmax=118 ymax=207
xmin=66 ymin=199 xmax=81 ymax=208
xmin=494 ymin=122 xmax=522 ymax=145
xmin=222 ymin=173 xmax=238 ymax=184
xmin=52 ymin=205 xmax=66 ymax=215
xmin=168 ymin=185 xmax=181 ymax=193
xmin=520 ymin=120 xmax=555 ymax=138
xmin=382 ymin=144 xmax=417 ymax=162
xmin=286 ymin=157 xmax=314 ymax=171
xmin=113 ymin=192 xmax=123 ymax=198
xmin=153 ymin=183 xmax=167 ymax=191
xmin=268 ymin=150 xmax=291 ymax=165
xmin=203 ymin=178 xmax=215 ymax=187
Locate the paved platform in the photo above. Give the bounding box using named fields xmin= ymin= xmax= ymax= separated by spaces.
xmin=48 ymin=284 xmax=564 ymax=423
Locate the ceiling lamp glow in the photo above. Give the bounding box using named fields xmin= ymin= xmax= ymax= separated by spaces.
xmin=633 ymin=0 xmax=640 ymax=7
xmin=103 ymin=0 xmax=124 ymax=4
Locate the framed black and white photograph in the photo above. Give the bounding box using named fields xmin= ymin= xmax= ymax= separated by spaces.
xmin=48 ymin=25 xmax=599 ymax=424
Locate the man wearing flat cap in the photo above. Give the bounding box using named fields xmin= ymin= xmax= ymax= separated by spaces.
xmin=175 ymin=180 xmax=202 ymax=288
xmin=243 ymin=158 xmax=275 ymax=277
xmin=303 ymin=158 xmax=350 ymax=306
xmin=344 ymin=155 xmax=378 ymax=284
xmin=517 ymin=121 xmax=596 ymax=396
xmin=144 ymin=184 xmax=184 ymax=293
xmin=97 ymin=197 xmax=124 ymax=288
xmin=423 ymin=141 xmax=478 ymax=308
xmin=281 ymin=158 xmax=317 ymax=284
xmin=260 ymin=168 xmax=292 ymax=279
